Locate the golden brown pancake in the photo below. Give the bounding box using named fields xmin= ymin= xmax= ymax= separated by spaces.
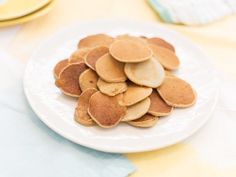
xmin=69 ymin=48 xmax=91 ymax=63
xmin=74 ymin=88 xmax=97 ymax=126
xmin=157 ymin=77 xmax=197 ymax=108
xmin=123 ymin=83 xmax=152 ymax=106
xmin=55 ymin=63 xmax=88 ymax=97
xmin=116 ymin=34 xmax=147 ymax=44
xmin=85 ymin=46 xmax=109 ymax=70
xmin=88 ymin=92 xmax=126 ymax=128
xmin=77 ymin=34 xmax=114 ymax=48
xmin=147 ymin=37 xmax=175 ymax=52
xmin=150 ymin=44 xmax=180 ymax=70
xmin=109 ymin=39 xmax=152 ymax=63
xmin=122 ymin=98 xmax=150 ymax=121
xmin=124 ymin=58 xmax=165 ymax=88
xmin=148 ymin=90 xmax=173 ymax=116
xmin=96 ymin=53 xmax=127 ymax=82
xmin=79 ymin=69 xmax=98 ymax=92
xmin=128 ymin=114 xmax=158 ymax=128
xmin=97 ymin=78 xmax=127 ymax=96
xmin=53 ymin=59 xmax=69 ymax=79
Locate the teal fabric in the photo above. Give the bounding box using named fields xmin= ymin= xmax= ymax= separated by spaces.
xmin=148 ymin=0 xmax=173 ymax=23
xmin=0 ymin=51 xmax=135 ymax=177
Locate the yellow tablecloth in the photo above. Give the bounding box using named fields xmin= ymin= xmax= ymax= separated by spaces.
xmin=8 ymin=0 xmax=236 ymax=176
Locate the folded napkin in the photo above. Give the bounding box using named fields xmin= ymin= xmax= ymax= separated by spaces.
xmin=148 ymin=0 xmax=236 ymax=25
xmin=0 ymin=50 xmax=135 ymax=177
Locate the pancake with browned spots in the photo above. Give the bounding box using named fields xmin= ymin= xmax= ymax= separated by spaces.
xmin=85 ymin=46 xmax=109 ymax=70
xmin=157 ymin=77 xmax=196 ymax=107
xmin=147 ymin=37 xmax=175 ymax=52
xmin=148 ymin=90 xmax=173 ymax=116
xmin=88 ymin=92 xmax=126 ymax=128
xmin=74 ymin=88 xmax=97 ymax=126
xmin=150 ymin=44 xmax=180 ymax=70
xmin=55 ymin=63 xmax=88 ymax=97
xmin=53 ymin=59 xmax=69 ymax=79
xmin=79 ymin=69 xmax=98 ymax=92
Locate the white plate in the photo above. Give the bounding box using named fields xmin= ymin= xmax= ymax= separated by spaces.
xmin=24 ymin=20 xmax=219 ymax=153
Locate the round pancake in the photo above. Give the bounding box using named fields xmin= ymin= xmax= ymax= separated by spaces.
xmin=150 ymin=44 xmax=180 ymax=70
xmin=123 ymin=83 xmax=152 ymax=106
xmin=97 ymin=78 xmax=127 ymax=96
xmin=157 ymin=77 xmax=197 ymax=107
xmin=128 ymin=114 xmax=158 ymax=128
xmin=147 ymin=37 xmax=175 ymax=52
xmin=74 ymin=88 xmax=97 ymax=126
xmin=122 ymin=98 xmax=150 ymax=121
xmin=78 ymin=34 xmax=114 ymax=48
xmin=79 ymin=69 xmax=98 ymax=92
xmin=88 ymin=92 xmax=126 ymax=128
xmin=85 ymin=46 xmax=109 ymax=70
xmin=53 ymin=59 xmax=69 ymax=79
xmin=55 ymin=63 xmax=88 ymax=97
xmin=96 ymin=53 xmax=127 ymax=82
xmin=148 ymin=90 xmax=173 ymax=116
xmin=109 ymin=39 xmax=152 ymax=63
xmin=116 ymin=34 xmax=147 ymax=44
xmin=124 ymin=58 xmax=165 ymax=88
xmin=69 ymin=48 xmax=91 ymax=63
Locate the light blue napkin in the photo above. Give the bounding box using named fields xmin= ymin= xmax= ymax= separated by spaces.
xmin=0 ymin=51 xmax=135 ymax=177
xmin=148 ymin=0 xmax=236 ymax=25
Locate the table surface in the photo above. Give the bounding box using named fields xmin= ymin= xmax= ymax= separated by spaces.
xmin=2 ymin=0 xmax=236 ymax=176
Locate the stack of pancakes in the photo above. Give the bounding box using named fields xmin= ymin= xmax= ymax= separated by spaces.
xmin=54 ymin=34 xmax=197 ymax=128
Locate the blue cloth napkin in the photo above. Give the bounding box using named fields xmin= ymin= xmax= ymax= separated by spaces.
xmin=148 ymin=0 xmax=236 ymax=25
xmin=0 ymin=51 xmax=135 ymax=177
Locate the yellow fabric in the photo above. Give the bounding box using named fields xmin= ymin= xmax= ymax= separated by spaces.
xmin=8 ymin=0 xmax=236 ymax=176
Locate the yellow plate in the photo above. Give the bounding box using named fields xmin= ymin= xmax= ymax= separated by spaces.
xmin=0 ymin=0 xmax=52 ymax=21
xmin=0 ymin=0 xmax=54 ymax=27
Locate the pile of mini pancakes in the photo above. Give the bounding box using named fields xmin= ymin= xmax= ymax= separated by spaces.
xmin=54 ymin=34 xmax=197 ymax=128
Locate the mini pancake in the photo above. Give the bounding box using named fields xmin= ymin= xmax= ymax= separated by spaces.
xmin=157 ymin=77 xmax=197 ymax=108
xmin=55 ymin=63 xmax=88 ymax=97
xmin=116 ymin=34 xmax=147 ymax=44
xmin=148 ymin=90 xmax=173 ymax=116
xmin=128 ymin=114 xmax=158 ymax=128
xmin=123 ymin=83 xmax=152 ymax=106
xmin=122 ymin=98 xmax=150 ymax=121
xmin=88 ymin=92 xmax=126 ymax=128
xmin=147 ymin=37 xmax=175 ymax=52
xmin=150 ymin=44 xmax=180 ymax=70
xmin=85 ymin=46 xmax=109 ymax=70
xmin=124 ymin=58 xmax=165 ymax=88
xmin=109 ymin=39 xmax=152 ymax=63
xmin=96 ymin=53 xmax=127 ymax=82
xmin=79 ymin=69 xmax=98 ymax=92
xmin=97 ymin=78 xmax=127 ymax=96
xmin=74 ymin=88 xmax=97 ymax=126
xmin=53 ymin=59 xmax=69 ymax=79
xmin=69 ymin=48 xmax=91 ymax=63
xmin=77 ymin=34 xmax=114 ymax=48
